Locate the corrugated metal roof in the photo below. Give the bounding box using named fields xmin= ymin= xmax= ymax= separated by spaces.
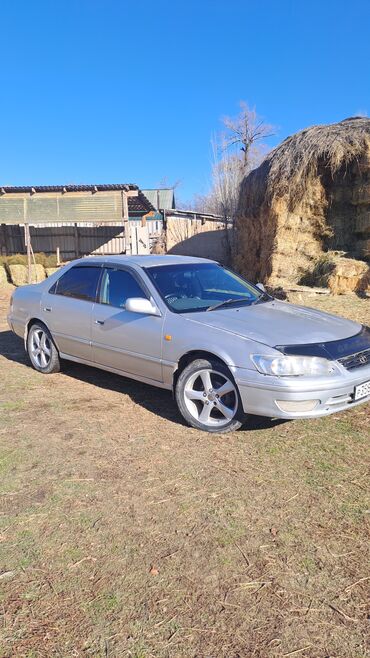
xmin=165 ymin=208 xmax=226 ymax=221
xmin=142 ymin=189 xmax=175 ymax=210
xmin=0 ymin=184 xmax=138 ymax=193
xmin=129 ymin=191 xmax=155 ymax=213
xmin=0 ymin=187 xmax=156 ymax=224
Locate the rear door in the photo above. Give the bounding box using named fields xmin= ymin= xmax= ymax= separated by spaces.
xmin=41 ymin=264 xmax=102 ymax=361
xmin=91 ymin=265 xmax=164 ymax=381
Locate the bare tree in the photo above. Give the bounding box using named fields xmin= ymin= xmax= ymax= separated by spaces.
xmin=223 ymin=102 xmax=274 ymax=175
xmin=186 ymin=103 xmax=272 ymax=262
xmin=211 ymin=138 xmax=242 ymax=220
xmin=188 ymin=103 xmax=273 ymax=222
xmin=156 ymin=177 xmax=182 ymax=191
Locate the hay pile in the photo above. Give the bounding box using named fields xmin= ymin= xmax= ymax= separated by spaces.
xmin=7 ymin=263 xmax=46 ymax=286
xmin=0 ymin=265 xmax=8 ymax=286
xmin=303 ymin=252 xmax=369 ymax=294
xmin=234 ymin=117 xmax=370 ymax=289
xmin=0 ymin=254 xmax=61 ymax=287
xmin=327 ymin=258 xmax=369 ymax=295
xmin=45 ymin=267 xmax=59 ymax=277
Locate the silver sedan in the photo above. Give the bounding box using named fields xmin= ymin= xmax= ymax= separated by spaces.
xmin=8 ymin=255 xmax=370 ymax=433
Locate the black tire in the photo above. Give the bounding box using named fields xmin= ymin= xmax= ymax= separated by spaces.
xmin=175 ymin=358 xmax=246 ymax=433
xmin=27 ymin=322 xmax=60 ymax=374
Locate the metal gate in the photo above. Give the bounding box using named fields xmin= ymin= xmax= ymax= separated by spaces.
xmin=130 ymin=224 xmax=150 ymax=254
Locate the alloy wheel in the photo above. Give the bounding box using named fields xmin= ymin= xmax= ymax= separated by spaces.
xmin=30 ymin=328 xmax=52 ymax=369
xmin=183 ymin=368 xmax=238 ymax=428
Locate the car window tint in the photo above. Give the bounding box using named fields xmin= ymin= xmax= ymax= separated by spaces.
xmin=145 ymin=263 xmax=258 ymax=313
xmin=53 ymin=266 xmax=101 ymax=302
xmin=99 ymin=268 xmax=147 ymax=308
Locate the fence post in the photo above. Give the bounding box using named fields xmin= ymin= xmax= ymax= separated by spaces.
xmin=74 ymin=223 xmax=79 ymax=258
xmin=24 ymin=224 xmax=32 ymax=284
xmin=0 ymin=224 xmax=8 ymax=255
xmin=122 ymin=191 xmax=131 ymax=255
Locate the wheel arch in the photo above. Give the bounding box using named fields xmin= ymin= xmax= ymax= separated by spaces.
xmin=173 ymin=349 xmax=230 ymax=392
xmin=24 ymin=317 xmax=50 ymax=348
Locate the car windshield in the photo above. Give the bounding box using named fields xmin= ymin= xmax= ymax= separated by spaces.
xmin=144 ymin=263 xmax=268 ymax=313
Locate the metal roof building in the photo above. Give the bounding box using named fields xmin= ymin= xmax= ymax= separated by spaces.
xmin=0 ymin=184 xmax=159 ymax=259
xmin=141 ymin=188 xmax=176 ymax=211
xmin=0 ymin=184 xmax=155 ymax=225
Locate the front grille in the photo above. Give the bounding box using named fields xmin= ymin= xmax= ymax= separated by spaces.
xmin=338 ymin=348 xmax=370 ymax=370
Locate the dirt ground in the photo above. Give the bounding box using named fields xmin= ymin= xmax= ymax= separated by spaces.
xmin=0 ymin=286 xmax=369 ymax=658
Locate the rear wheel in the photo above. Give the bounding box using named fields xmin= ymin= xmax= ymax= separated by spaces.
xmin=27 ymin=322 xmax=60 ymax=374
xmin=175 ymin=358 xmax=246 ymax=433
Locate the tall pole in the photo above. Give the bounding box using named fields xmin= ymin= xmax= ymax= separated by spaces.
xmin=24 ymin=223 xmax=32 ymax=284
xmin=24 ymin=197 xmax=32 ymax=283
xmin=122 ymin=191 xmax=131 ymax=255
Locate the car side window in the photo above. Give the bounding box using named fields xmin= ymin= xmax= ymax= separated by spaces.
xmin=50 ymin=266 xmax=101 ymax=302
xmin=99 ymin=268 xmax=148 ymax=308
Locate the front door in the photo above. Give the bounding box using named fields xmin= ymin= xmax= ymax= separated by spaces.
xmin=91 ymin=266 xmax=163 ymax=382
xmin=41 ymin=264 xmax=102 ymax=361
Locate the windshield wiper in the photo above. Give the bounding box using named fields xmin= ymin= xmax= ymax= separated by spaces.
xmin=206 ymin=298 xmax=252 ymax=312
xmin=251 ymin=292 xmax=271 ymax=305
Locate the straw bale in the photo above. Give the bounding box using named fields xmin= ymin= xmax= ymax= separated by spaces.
xmin=8 ymin=263 xmax=46 ymax=286
xmin=45 ymin=267 xmax=59 ymax=277
xmin=235 ymin=118 xmax=370 ymax=289
xmin=0 ymin=265 xmax=8 ymax=286
xmin=327 ymin=258 xmax=369 ymax=294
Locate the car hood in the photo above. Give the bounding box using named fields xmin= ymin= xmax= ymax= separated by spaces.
xmin=184 ymin=300 xmax=361 ymax=347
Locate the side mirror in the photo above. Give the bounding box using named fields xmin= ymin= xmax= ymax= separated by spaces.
xmin=256 ymin=282 xmax=266 ymax=292
xmin=125 ymin=297 xmax=159 ymax=316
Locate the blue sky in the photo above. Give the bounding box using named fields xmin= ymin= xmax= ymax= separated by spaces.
xmin=1 ymin=0 xmax=369 ymax=203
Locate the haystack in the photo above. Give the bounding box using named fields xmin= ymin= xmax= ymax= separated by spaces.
xmin=327 ymin=258 xmax=369 ymax=295
xmin=7 ymin=263 xmax=46 ymax=286
xmin=304 ymin=252 xmax=369 ymax=294
xmin=45 ymin=267 xmax=60 ymax=277
xmin=234 ymin=118 xmax=370 ymax=289
xmin=0 ymin=265 xmax=8 ymax=287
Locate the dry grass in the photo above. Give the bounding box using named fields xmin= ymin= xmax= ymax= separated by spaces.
xmin=241 ymin=117 xmax=370 ymax=211
xmin=0 ymin=287 xmax=369 ymax=657
xmin=235 ymin=118 xmax=370 ymax=286
xmin=0 ymin=253 xmax=58 ymax=268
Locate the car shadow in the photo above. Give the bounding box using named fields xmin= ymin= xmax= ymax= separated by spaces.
xmin=0 ymin=329 xmax=288 ymax=433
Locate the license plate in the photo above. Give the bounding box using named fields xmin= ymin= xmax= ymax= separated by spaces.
xmin=354 ymin=380 xmax=370 ymax=401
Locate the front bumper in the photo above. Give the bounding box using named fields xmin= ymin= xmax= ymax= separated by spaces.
xmin=232 ymin=362 xmax=370 ymax=419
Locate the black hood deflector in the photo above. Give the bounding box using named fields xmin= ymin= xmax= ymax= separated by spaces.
xmin=275 ymin=326 xmax=370 ymax=359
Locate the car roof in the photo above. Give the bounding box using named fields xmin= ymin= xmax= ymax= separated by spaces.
xmin=71 ymin=255 xmax=217 ymax=268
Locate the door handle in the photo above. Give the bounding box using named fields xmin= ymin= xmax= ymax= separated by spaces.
xmin=95 ymin=319 xmax=105 ymax=325
xmin=43 ymin=307 xmax=52 ymax=312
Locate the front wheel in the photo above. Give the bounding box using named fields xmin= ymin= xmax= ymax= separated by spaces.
xmin=175 ymin=358 xmax=246 ymax=433
xmin=27 ymin=322 xmax=60 ymax=374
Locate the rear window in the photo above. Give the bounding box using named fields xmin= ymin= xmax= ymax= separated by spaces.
xmin=51 ymin=266 xmax=101 ymax=302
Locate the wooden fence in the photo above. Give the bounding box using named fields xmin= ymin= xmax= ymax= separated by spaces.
xmin=0 ymin=223 xmax=126 ymax=260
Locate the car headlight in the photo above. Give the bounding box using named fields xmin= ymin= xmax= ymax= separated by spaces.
xmin=251 ymin=354 xmax=334 ymax=377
